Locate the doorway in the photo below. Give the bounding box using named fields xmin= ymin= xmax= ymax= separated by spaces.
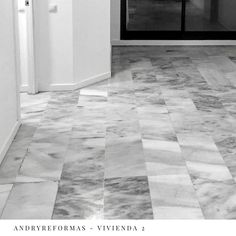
xmin=121 ymin=0 xmax=236 ymax=40
xmin=16 ymin=0 xmax=37 ymax=94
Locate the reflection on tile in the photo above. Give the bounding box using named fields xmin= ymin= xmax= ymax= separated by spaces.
xmin=53 ymin=179 xmax=103 ymax=219
xmin=0 ymin=185 xmax=13 ymax=216
xmin=1 ymin=182 xmax=58 ymax=219
xmin=105 ymin=136 xmax=146 ymax=178
xmin=104 ymin=176 xmax=153 ymax=219
xmin=142 ymin=139 xmax=187 ymax=176
xmin=148 ymin=175 xmax=203 ymax=219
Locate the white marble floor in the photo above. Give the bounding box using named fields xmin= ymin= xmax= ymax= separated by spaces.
xmin=1 ymin=46 xmax=236 ymax=219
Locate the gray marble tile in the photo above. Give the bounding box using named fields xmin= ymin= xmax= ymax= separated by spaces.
xmin=106 ymin=119 xmax=141 ymax=139
xmin=104 ymin=176 xmax=153 ymax=219
xmin=186 ymin=161 xmax=232 ymax=182
xmin=0 ymin=184 xmax=13 ymax=216
xmin=148 ymin=175 xmax=203 ymax=219
xmin=193 ymin=179 xmax=236 ymax=219
xmin=62 ymin=138 xmax=105 ymax=180
xmin=71 ymin=123 xmax=106 ymax=139
xmin=142 ymin=139 xmax=188 ymax=176
xmin=18 ymin=92 xmax=79 ymax=181
xmin=139 ymin=115 xmax=177 ymax=142
xmin=0 ymin=127 xmax=34 ymax=184
xmin=194 ymin=60 xmax=231 ymax=89
xmin=2 ymin=46 xmax=236 ymax=220
xmin=18 ymin=141 xmax=67 ymax=181
xmin=0 ymin=92 xmax=48 ymax=184
xmin=107 ymin=103 xmax=138 ymax=122
xmin=53 ymin=179 xmax=103 ymax=219
xmin=105 ymin=136 xmax=146 ymax=178
xmin=1 ymin=181 xmax=58 ymax=219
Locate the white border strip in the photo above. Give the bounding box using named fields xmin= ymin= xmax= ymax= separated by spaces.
xmin=112 ymin=40 xmax=236 ymax=46
xmin=49 ymin=72 xmax=111 ymax=91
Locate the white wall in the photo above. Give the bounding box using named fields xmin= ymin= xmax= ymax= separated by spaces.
xmin=73 ymin=0 xmax=111 ymax=85
xmin=34 ymin=0 xmax=74 ymax=91
xmin=33 ymin=0 xmax=110 ymax=91
xmin=0 ymin=0 xmax=20 ymax=163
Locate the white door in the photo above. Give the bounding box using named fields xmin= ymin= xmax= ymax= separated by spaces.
xmin=17 ymin=0 xmax=37 ymax=94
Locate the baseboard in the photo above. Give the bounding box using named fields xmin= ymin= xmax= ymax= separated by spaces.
xmin=112 ymin=40 xmax=236 ymax=46
xmin=49 ymin=72 xmax=111 ymax=91
xmin=0 ymin=121 xmax=21 ymax=165
xmin=74 ymin=72 xmax=111 ymax=90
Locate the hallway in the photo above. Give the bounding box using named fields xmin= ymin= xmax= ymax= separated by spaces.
xmin=1 ymin=46 xmax=236 ymax=219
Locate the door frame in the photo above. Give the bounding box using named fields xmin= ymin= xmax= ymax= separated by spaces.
xmin=120 ymin=0 xmax=236 ymax=40
xmin=15 ymin=0 xmax=38 ymax=94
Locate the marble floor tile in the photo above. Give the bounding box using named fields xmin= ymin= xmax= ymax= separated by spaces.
xmin=0 ymin=135 xmax=33 ymax=184
xmin=1 ymin=181 xmax=58 ymax=219
xmin=186 ymin=161 xmax=232 ymax=182
xmin=178 ymin=133 xmax=226 ymax=164
xmin=18 ymin=92 xmax=79 ymax=182
xmin=61 ymin=138 xmax=105 ymax=180
xmin=193 ymin=179 xmax=236 ymax=219
xmin=148 ymin=175 xmax=203 ymax=219
xmin=107 ymin=103 xmax=138 ymax=122
xmin=139 ymin=114 xmax=177 ymax=142
xmin=105 ymin=136 xmax=146 ymax=178
xmin=0 ymin=184 xmax=13 ymax=216
xmin=71 ymin=122 xmax=106 ymax=139
xmin=142 ymin=139 xmax=188 ymax=176
xmin=106 ymin=119 xmax=141 ymax=139
xmin=193 ymin=60 xmax=231 ymax=89
xmin=153 ymin=206 xmax=204 ymax=219
xmin=104 ymin=176 xmax=153 ymax=219
xmin=18 ymin=141 xmax=68 ymax=181
xmin=53 ymin=178 xmax=104 ymax=219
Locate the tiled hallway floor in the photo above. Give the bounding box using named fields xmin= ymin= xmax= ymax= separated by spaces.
xmin=1 ymin=46 xmax=236 ymax=219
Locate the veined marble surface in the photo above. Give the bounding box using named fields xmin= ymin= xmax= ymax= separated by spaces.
xmin=1 ymin=46 xmax=236 ymax=219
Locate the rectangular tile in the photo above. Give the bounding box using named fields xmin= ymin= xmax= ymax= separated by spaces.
xmin=53 ymin=178 xmax=103 ymax=219
xmin=105 ymin=136 xmax=146 ymax=178
xmin=1 ymin=182 xmax=58 ymax=219
xmin=104 ymin=176 xmax=153 ymax=219
xmin=193 ymin=179 xmax=236 ymax=219
xmin=62 ymin=138 xmax=105 ymax=180
xmin=0 ymin=185 xmax=13 ymax=216
xmin=148 ymin=175 xmax=203 ymax=219
xmin=142 ymin=139 xmax=188 ymax=176
xmin=139 ymin=114 xmax=177 ymax=142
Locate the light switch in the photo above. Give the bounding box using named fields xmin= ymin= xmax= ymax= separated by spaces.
xmin=49 ymin=5 xmax=58 ymax=13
